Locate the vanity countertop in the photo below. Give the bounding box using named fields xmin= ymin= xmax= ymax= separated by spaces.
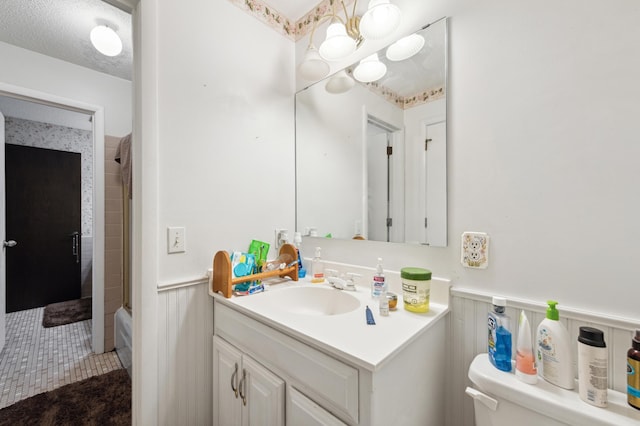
xmin=209 ymin=276 xmax=450 ymax=372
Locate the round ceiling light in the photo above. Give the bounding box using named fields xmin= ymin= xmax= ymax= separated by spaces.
xmin=90 ymin=25 xmax=122 ymax=57
xmin=386 ymin=33 xmax=425 ymax=61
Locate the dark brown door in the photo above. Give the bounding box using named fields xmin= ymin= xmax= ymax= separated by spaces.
xmin=5 ymin=144 xmax=81 ymax=313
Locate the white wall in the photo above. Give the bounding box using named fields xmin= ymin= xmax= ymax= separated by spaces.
xmin=299 ymin=0 xmax=640 ymax=321
xmin=0 ymin=42 xmax=132 ymax=137
xmin=154 ymin=0 xmax=295 ymax=288
xmin=135 ymin=0 xmax=295 ymax=422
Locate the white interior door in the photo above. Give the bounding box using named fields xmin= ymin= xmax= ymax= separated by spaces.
xmin=367 ymin=128 xmax=389 ymax=242
xmin=424 ymin=121 xmax=447 ymax=246
xmin=1 ymin=110 xmax=6 ymax=351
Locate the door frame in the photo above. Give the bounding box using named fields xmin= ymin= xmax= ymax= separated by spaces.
xmin=0 ymin=82 xmax=105 ymax=354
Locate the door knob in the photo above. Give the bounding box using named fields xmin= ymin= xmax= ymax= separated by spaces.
xmin=3 ymin=240 xmax=17 ymax=248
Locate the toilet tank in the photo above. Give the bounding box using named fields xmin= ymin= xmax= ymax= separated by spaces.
xmin=466 ymin=353 xmax=640 ymax=426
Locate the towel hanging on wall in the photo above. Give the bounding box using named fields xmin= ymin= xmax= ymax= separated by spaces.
xmin=114 ymin=133 xmax=132 ymax=199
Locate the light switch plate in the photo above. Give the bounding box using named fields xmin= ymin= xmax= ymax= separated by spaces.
xmin=167 ymin=227 xmax=186 ymax=254
xmin=461 ymin=231 xmax=489 ymax=269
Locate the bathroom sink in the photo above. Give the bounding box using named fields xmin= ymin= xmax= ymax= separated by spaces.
xmin=259 ymin=286 xmax=361 ymax=316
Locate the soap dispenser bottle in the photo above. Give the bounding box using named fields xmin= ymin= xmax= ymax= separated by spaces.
xmin=536 ymin=300 xmax=574 ymax=389
xmin=311 ymin=247 xmax=324 ymax=283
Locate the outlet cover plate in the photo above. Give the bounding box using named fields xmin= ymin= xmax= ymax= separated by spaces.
xmin=461 ymin=232 xmax=489 ymax=269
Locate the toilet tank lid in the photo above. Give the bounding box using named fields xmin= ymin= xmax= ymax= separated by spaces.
xmin=467 ymin=354 xmax=640 ymax=426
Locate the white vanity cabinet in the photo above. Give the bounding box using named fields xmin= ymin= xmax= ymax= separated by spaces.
xmin=212 ymin=296 xmax=448 ymax=426
xmin=287 ymin=386 xmax=347 ymax=426
xmin=213 ymin=335 xmax=285 ymax=426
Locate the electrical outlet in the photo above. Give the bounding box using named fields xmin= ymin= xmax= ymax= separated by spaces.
xmin=461 ymin=231 xmax=489 ymax=269
xmin=274 ymin=228 xmax=288 ymax=249
xmin=167 ymin=227 xmax=186 ymax=254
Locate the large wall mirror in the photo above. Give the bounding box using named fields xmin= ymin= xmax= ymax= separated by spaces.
xmin=296 ymin=17 xmax=448 ymax=246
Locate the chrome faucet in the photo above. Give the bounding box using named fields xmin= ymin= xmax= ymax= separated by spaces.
xmin=326 ymin=270 xmax=360 ymax=291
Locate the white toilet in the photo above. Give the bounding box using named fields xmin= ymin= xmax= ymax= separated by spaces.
xmin=466 ymin=353 xmax=640 ymax=426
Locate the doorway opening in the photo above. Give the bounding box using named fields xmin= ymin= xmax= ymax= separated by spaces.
xmin=0 ymin=86 xmax=106 ymax=354
xmin=366 ymin=116 xmax=402 ymax=242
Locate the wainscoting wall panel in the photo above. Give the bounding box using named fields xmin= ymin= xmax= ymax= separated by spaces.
xmin=158 ymin=281 xmax=213 ymax=425
xmin=449 ymin=289 xmax=639 ymax=426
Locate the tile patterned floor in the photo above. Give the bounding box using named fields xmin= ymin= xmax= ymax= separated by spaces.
xmin=0 ymin=307 xmax=122 ymax=409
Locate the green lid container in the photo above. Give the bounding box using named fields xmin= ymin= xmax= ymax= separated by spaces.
xmin=400 ymin=267 xmax=432 ymax=281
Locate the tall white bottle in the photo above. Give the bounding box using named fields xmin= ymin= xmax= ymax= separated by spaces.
xmin=577 ymin=326 xmax=607 ymax=407
xmin=536 ymin=300 xmax=574 ymax=389
xmin=311 ymin=247 xmax=324 ymax=283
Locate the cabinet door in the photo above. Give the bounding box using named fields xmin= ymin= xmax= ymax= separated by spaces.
xmin=242 ymin=356 xmax=285 ymax=426
xmin=213 ymin=336 xmax=243 ymax=426
xmin=287 ymin=386 xmax=347 ymax=426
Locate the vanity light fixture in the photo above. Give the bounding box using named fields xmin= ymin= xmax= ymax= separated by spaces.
xmin=90 ymin=25 xmax=122 ymax=57
xmin=297 ymin=0 xmax=402 ymax=81
xmin=359 ymin=0 xmax=401 ymax=40
xmin=386 ymin=33 xmax=425 ymax=61
xmin=319 ymin=17 xmax=357 ymax=61
xmin=298 ymin=44 xmax=331 ymax=81
xmin=325 ymin=69 xmax=355 ymax=94
xmin=353 ymin=53 xmax=387 ymax=83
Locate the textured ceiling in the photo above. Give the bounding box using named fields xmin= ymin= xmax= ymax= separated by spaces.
xmin=0 ymin=0 xmax=132 ymax=81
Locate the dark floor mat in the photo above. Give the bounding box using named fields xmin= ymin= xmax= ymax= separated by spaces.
xmin=0 ymin=368 xmax=131 ymax=426
xmin=42 ymin=297 xmax=92 ymax=328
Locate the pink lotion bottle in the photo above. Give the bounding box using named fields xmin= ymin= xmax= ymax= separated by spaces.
xmin=516 ymin=310 xmax=537 ymax=384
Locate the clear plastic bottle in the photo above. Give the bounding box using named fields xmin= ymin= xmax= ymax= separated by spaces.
xmin=488 ymin=296 xmax=512 ymax=372
xmin=311 ymin=247 xmax=324 ymax=283
xmin=379 ymin=291 xmax=389 ymax=316
xmin=371 ymin=258 xmax=386 ymax=298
